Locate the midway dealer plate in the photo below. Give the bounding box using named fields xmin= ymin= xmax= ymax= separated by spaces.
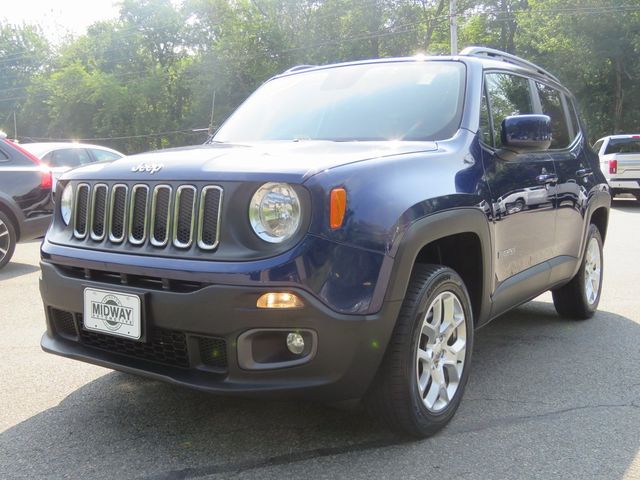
xmin=83 ymin=287 xmax=142 ymax=340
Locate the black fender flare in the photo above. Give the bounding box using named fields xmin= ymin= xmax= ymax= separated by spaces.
xmin=571 ymin=189 xmax=611 ymax=279
xmin=382 ymin=207 xmax=494 ymax=326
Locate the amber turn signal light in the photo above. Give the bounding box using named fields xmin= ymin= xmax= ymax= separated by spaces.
xmin=330 ymin=187 xmax=347 ymax=230
xmin=256 ymin=292 xmax=304 ymax=309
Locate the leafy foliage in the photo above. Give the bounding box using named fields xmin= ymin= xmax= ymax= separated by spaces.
xmin=0 ymin=0 xmax=638 ymax=153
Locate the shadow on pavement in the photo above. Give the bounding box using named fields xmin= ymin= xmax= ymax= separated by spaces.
xmin=0 ymin=262 xmax=40 ymax=282
xmin=1 ymin=301 xmax=638 ymax=479
xmin=611 ymin=197 xmax=640 ymax=211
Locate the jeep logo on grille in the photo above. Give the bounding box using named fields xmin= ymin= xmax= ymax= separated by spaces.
xmin=91 ymin=295 xmax=134 ymax=331
xmin=132 ymin=162 xmax=163 ymax=174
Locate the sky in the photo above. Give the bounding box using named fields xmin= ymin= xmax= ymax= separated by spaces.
xmin=1 ymin=0 xmax=121 ymax=41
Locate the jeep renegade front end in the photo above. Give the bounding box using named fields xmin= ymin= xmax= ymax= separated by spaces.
xmin=40 ymin=48 xmax=610 ymax=437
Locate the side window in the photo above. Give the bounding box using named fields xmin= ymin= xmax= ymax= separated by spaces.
xmin=535 ymin=82 xmax=570 ymax=149
xmin=485 ymin=73 xmax=534 ymax=148
xmin=90 ymin=149 xmax=122 ymax=162
xmin=592 ymin=140 xmax=604 ymax=155
xmin=479 ymin=87 xmax=493 ymax=146
xmin=50 ymin=148 xmax=92 ymax=168
xmin=0 ymin=147 xmax=8 ymax=162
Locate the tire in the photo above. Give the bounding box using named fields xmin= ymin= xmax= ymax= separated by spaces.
xmin=365 ymin=264 xmax=474 ymax=438
xmin=552 ymin=224 xmax=603 ymax=319
xmin=0 ymin=211 xmax=17 ymax=270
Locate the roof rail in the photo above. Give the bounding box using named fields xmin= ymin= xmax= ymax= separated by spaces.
xmin=459 ymin=46 xmax=560 ymax=83
xmin=281 ymin=64 xmax=317 ymax=75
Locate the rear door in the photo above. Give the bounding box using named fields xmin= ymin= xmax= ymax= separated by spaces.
xmin=534 ymin=83 xmax=594 ymax=263
xmin=481 ymin=72 xmax=557 ymax=294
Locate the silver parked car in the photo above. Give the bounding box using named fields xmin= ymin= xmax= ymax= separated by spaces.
xmin=592 ymin=134 xmax=640 ymax=200
xmin=21 ymin=143 xmax=124 ymax=192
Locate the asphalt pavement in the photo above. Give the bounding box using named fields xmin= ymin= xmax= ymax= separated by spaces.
xmin=1 ymin=199 xmax=639 ymax=480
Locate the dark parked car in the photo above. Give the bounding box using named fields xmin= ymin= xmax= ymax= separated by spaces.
xmin=0 ymin=135 xmax=54 ymax=269
xmin=22 ymin=142 xmax=124 ymax=192
xmin=39 ymin=47 xmax=610 ymax=437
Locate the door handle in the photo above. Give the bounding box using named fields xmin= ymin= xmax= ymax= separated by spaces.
xmin=576 ymin=168 xmax=593 ymax=178
xmin=536 ymin=173 xmax=558 ymax=184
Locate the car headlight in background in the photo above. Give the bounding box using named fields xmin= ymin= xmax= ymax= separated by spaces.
xmin=249 ymin=182 xmax=301 ymax=243
xmin=60 ymin=184 xmax=74 ymax=225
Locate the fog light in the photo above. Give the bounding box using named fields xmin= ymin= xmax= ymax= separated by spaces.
xmin=257 ymin=292 xmax=304 ymax=309
xmin=286 ymin=332 xmax=305 ymax=355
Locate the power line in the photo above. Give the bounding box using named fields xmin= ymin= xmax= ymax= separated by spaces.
xmin=21 ymin=128 xmax=206 ymax=142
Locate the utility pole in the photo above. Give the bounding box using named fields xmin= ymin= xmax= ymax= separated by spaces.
xmin=449 ymin=0 xmax=457 ymax=55
xmin=13 ymin=111 xmax=17 ymax=141
xmin=207 ymin=90 xmax=216 ymax=137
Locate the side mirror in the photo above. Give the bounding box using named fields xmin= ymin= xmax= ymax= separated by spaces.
xmin=501 ymin=114 xmax=551 ymax=153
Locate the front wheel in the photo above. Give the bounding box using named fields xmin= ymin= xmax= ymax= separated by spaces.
xmin=552 ymin=224 xmax=603 ymax=319
xmin=365 ymin=265 xmax=474 ymax=438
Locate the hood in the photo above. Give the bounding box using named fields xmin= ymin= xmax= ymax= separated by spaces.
xmin=61 ymin=140 xmax=438 ymax=183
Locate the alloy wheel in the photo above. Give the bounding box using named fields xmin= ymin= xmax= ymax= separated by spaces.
xmin=415 ymin=291 xmax=467 ymax=412
xmin=583 ymin=237 xmax=601 ymax=306
xmin=0 ymin=217 xmax=9 ymax=263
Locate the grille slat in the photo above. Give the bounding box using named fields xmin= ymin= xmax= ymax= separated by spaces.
xmin=109 ymin=185 xmax=128 ymax=243
xmin=73 ymin=182 xmax=222 ymax=252
xmin=90 ymin=184 xmax=108 ymax=241
xmin=173 ymin=186 xmax=196 ymax=249
xmin=150 ymin=185 xmax=172 ymax=247
xmin=128 ymin=185 xmax=149 ymax=244
xmin=198 ymin=186 xmax=223 ymax=250
xmin=73 ymin=184 xmax=90 ymax=238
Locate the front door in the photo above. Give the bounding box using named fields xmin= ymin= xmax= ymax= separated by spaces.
xmin=481 ymin=72 xmax=557 ymax=290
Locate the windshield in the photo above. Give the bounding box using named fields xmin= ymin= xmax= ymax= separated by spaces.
xmin=213 ymin=61 xmax=465 ymax=143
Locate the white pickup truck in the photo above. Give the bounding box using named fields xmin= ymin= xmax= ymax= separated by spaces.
xmin=593 ymin=134 xmax=640 ymax=200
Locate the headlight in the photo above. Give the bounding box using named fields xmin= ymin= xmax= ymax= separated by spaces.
xmin=60 ymin=184 xmax=74 ymax=225
xmin=249 ymin=182 xmax=301 ymax=243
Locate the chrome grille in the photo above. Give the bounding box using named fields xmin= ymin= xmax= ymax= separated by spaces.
xmin=73 ymin=183 xmax=90 ymax=239
xmin=173 ymin=186 xmax=196 ymax=249
xmin=150 ymin=185 xmax=172 ymax=247
xmin=90 ymin=184 xmax=108 ymax=241
xmin=70 ymin=182 xmax=222 ymax=253
xmin=128 ymin=185 xmax=149 ymax=245
xmin=109 ymin=184 xmax=128 ymax=243
xmin=198 ymin=186 xmax=223 ymax=250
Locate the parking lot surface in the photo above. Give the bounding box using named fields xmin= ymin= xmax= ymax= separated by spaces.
xmin=1 ymin=199 xmax=639 ymax=480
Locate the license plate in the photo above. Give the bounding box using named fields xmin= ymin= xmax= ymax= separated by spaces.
xmin=83 ymin=288 xmax=142 ymax=340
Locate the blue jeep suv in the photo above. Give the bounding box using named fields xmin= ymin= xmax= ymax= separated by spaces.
xmin=39 ymin=47 xmax=610 ymax=437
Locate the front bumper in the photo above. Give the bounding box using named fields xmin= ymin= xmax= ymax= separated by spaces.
xmin=40 ymin=260 xmax=402 ymax=402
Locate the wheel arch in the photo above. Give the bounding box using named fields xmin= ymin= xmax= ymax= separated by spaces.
xmin=384 ymin=208 xmax=493 ymax=327
xmin=589 ymin=206 xmax=609 ymax=244
xmin=0 ymin=195 xmax=22 ymax=241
